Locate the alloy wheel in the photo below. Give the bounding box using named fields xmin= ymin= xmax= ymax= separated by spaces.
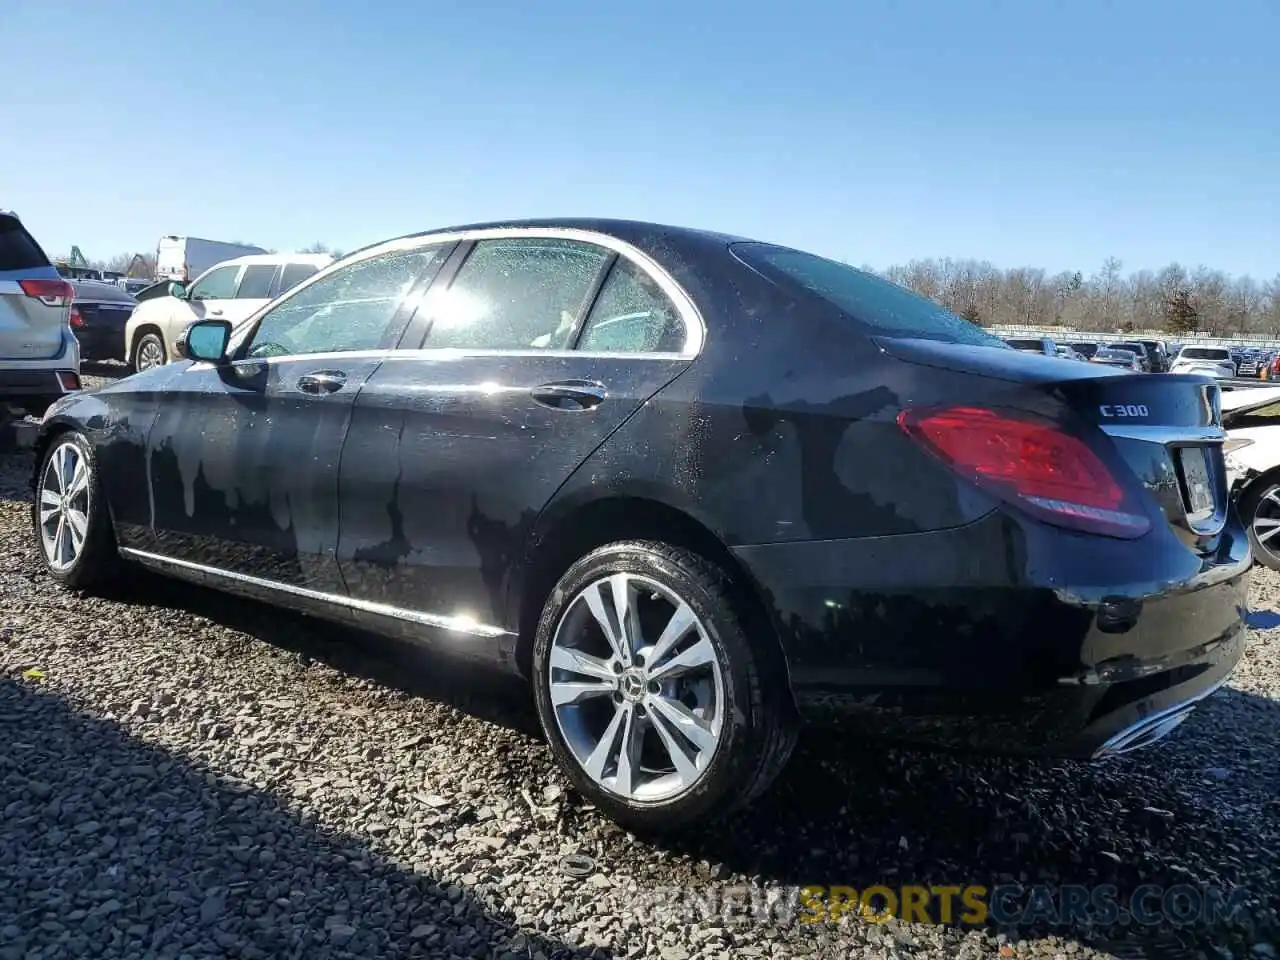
xmin=38 ymin=442 xmax=92 ymax=572
xmin=136 ymin=338 xmax=164 ymax=371
xmin=1251 ymin=484 xmax=1280 ymax=563
xmin=548 ymin=572 xmax=725 ymax=802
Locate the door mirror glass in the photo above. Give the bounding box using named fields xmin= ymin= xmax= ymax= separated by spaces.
xmin=169 ymin=281 xmax=187 ymax=300
xmin=186 ymin=320 xmax=231 ymax=363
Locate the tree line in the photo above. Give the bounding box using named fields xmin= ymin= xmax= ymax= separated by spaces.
xmin=874 ymin=257 xmax=1280 ymax=336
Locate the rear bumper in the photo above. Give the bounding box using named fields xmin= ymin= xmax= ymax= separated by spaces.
xmin=733 ymin=508 xmax=1250 ymax=758
xmin=74 ymin=327 xmax=126 ymax=361
xmin=0 ymin=369 xmax=78 ymax=401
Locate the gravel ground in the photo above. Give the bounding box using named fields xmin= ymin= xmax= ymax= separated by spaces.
xmin=1 ymin=374 xmax=1277 ymax=959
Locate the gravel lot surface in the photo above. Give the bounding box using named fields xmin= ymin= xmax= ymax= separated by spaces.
xmin=1 ymin=369 xmax=1277 ymax=959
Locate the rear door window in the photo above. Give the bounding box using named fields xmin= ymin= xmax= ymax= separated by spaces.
xmin=236 ymin=264 xmax=277 ymax=299
xmin=0 ymin=216 xmax=51 ymax=271
xmin=731 ymin=241 xmax=1004 ymax=347
xmin=423 ymin=238 xmax=611 ymax=350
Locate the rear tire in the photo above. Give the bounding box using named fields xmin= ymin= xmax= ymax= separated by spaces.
xmin=1241 ymin=474 xmax=1280 ymax=572
xmin=531 ymin=540 xmax=798 ymax=833
xmin=32 ymin=431 xmax=120 ymax=589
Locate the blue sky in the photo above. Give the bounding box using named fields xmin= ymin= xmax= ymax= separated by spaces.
xmin=3 ymin=0 xmax=1277 ymax=278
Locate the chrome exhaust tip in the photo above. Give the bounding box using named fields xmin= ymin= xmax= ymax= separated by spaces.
xmin=1091 ymin=679 xmax=1227 ymax=760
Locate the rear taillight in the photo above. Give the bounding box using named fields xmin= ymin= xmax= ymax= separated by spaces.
xmin=898 ymin=405 xmax=1151 ymax=539
xmin=69 ymin=306 xmax=85 ymax=328
xmin=20 ymin=278 xmax=74 ymax=307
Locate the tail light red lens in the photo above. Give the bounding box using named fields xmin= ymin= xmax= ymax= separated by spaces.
xmin=898 ymin=405 xmax=1150 ymax=539
xmin=56 ymin=371 xmax=81 ymax=391
xmin=69 ymin=306 xmax=85 ymax=328
xmin=19 ymin=278 xmax=74 ymax=307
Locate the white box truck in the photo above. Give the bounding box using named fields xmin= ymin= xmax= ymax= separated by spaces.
xmin=155 ymin=236 xmax=268 ymax=282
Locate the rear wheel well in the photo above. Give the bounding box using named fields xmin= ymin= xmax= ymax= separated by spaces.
xmin=515 ymin=498 xmax=794 ymax=704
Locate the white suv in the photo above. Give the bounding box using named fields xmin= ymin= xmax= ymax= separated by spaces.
xmin=1169 ymin=346 xmax=1236 ymax=379
xmin=124 ymin=252 xmax=333 ymax=372
xmin=0 ymin=211 xmax=81 ymax=417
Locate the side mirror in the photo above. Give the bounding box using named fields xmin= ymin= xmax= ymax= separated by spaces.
xmin=168 ymin=281 xmax=187 ymax=300
xmin=185 ymin=319 xmax=232 ymax=364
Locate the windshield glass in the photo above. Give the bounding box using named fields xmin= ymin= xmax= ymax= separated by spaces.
xmin=731 ymin=241 xmax=1005 ymax=347
xmin=1179 ymin=348 xmax=1230 ymax=361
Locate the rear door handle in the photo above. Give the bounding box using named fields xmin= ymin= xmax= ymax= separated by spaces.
xmin=207 ymin=308 xmax=224 ymax=317
xmin=297 ymin=370 xmax=348 ymax=395
xmin=530 ymin=380 xmax=607 ymax=410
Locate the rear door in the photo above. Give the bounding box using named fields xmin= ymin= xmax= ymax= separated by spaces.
xmin=0 ymin=214 xmax=67 ymax=360
xmin=337 ymin=234 xmax=698 ymax=645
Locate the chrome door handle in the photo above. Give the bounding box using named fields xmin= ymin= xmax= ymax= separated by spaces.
xmin=296 ymin=371 xmax=348 ymax=394
xmin=530 ymin=380 xmax=607 ymax=410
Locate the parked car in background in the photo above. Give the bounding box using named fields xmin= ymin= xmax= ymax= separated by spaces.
xmin=125 ymin=253 xmax=332 ymax=372
xmin=1065 ymin=341 xmax=1100 ymax=360
xmin=1170 ymin=346 xmax=1236 ymax=379
xmin=68 ymin=280 xmax=136 ymax=363
xmin=1055 ymin=345 xmax=1087 ymax=361
xmin=1003 ymin=336 xmax=1058 ymax=356
xmin=1090 ymin=347 xmax=1142 ymax=371
xmin=1111 ymin=342 xmax=1153 ymax=372
xmin=0 ymin=210 xmax=81 ymax=416
xmin=31 ymin=217 xmax=1246 ymax=832
xmin=1221 ymin=386 xmax=1280 ymax=569
xmin=1235 ymin=350 xmax=1266 ymax=378
xmin=1136 ymin=339 xmax=1170 ymax=373
xmin=155 ymin=236 xmax=268 ymax=283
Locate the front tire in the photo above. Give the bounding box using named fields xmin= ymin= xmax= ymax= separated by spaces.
xmin=132 ymin=332 xmax=167 ymax=373
xmin=32 ymin=431 xmax=119 ymax=589
xmin=531 ymin=541 xmax=797 ymax=832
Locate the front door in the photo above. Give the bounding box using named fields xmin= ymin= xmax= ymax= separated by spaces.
xmin=143 ymin=243 xmax=452 ymax=592
xmin=336 ymin=236 xmax=697 ymax=653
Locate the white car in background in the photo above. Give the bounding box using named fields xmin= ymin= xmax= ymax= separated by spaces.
xmin=1170 ymin=346 xmax=1235 ymax=379
xmin=124 ymin=253 xmax=333 ymax=372
xmin=1223 ymin=385 xmax=1280 ymax=569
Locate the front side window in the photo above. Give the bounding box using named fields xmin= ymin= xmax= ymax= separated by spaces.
xmin=235 ymin=264 xmax=276 ymax=299
xmin=732 ymin=241 xmax=1005 ymax=348
xmin=188 ymin=265 xmax=239 ymax=301
xmin=578 ymin=257 xmax=685 ymax=353
xmin=424 ymin=238 xmax=610 ymax=350
xmin=243 ymin=246 xmax=444 ymax=359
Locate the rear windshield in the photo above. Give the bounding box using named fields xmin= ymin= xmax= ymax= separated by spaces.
xmin=1179 ymin=348 xmax=1229 ymax=360
xmin=731 ymin=241 xmax=1004 ymax=347
xmin=1113 ymin=342 xmax=1147 ymax=354
xmin=0 ymin=215 xmax=52 ymax=271
xmin=1005 ymin=339 xmax=1045 ymax=350
xmin=72 ymin=280 xmax=137 ymax=303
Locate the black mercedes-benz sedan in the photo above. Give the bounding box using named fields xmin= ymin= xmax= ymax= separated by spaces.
xmin=30 ymin=219 xmax=1248 ymax=832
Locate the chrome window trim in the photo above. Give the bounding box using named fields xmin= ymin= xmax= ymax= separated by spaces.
xmin=118 ymin=547 xmax=512 ymax=639
xmin=1098 ymin=424 xmax=1225 ymax=443
xmin=225 ymin=227 xmax=706 ymax=360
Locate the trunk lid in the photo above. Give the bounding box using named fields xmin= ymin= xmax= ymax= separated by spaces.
xmin=879 ymin=336 xmax=1228 ymax=552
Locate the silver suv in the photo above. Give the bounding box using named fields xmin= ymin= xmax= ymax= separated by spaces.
xmin=0 ymin=211 xmax=81 ymax=417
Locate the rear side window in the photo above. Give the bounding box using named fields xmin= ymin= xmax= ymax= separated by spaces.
xmin=278 ymin=262 xmax=319 ymax=294
xmin=236 ymin=264 xmax=276 ymax=299
xmin=732 ymin=241 xmax=1004 ymax=347
xmin=0 ymin=216 xmax=51 ymax=271
xmin=578 ymin=258 xmax=685 ymax=353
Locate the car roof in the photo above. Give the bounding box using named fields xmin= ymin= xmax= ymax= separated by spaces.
xmin=215 ymin=252 xmax=335 ymax=269
xmin=70 ymin=279 xmax=136 ymax=302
